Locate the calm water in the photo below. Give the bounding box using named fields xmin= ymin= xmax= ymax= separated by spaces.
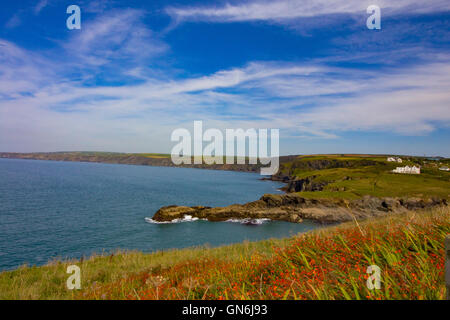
xmin=0 ymin=158 xmax=319 ymax=271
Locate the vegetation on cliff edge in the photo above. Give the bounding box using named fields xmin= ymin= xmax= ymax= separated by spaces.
xmin=277 ymin=155 xmax=450 ymax=200
xmin=1 ymin=206 xmax=448 ymax=300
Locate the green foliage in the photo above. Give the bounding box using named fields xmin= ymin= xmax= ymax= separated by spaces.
xmin=1 ymin=207 xmax=448 ymax=300
xmin=0 ymin=239 xmax=286 ymax=299
xmin=279 ymin=155 xmax=450 ymax=200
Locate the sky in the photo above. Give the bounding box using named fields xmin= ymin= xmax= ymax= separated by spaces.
xmin=0 ymin=0 xmax=449 ymax=156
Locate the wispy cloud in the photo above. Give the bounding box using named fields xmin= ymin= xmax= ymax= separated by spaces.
xmin=34 ymin=0 xmax=49 ymax=15
xmin=5 ymin=0 xmax=50 ymax=29
xmin=63 ymin=9 xmax=167 ymax=68
xmin=5 ymin=14 xmax=22 ymax=29
xmin=0 ymin=3 xmax=449 ymax=154
xmin=295 ymin=63 xmax=450 ymax=136
xmin=1 ymin=29 xmax=449 ymax=152
xmin=82 ymin=0 xmax=116 ymax=13
xmin=166 ymin=0 xmax=450 ymax=26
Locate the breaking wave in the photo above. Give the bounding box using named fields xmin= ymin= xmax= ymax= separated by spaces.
xmin=225 ymin=218 xmax=270 ymax=225
xmin=145 ymin=216 xmax=270 ymax=225
xmin=145 ymin=215 xmax=203 ymax=224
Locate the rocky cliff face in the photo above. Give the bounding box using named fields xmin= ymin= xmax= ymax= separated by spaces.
xmin=151 ymin=194 xmax=448 ymax=224
xmin=269 ymin=158 xmax=380 ymax=193
xmin=284 ymin=176 xmax=330 ymax=192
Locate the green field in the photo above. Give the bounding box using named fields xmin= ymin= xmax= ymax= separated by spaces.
xmin=278 ymin=155 xmax=450 ymax=200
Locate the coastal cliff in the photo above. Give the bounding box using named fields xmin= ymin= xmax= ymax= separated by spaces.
xmin=151 ymin=194 xmax=448 ymax=224
xmin=3 ymin=152 xmax=449 ymax=224
xmin=0 ymin=152 xmax=263 ymax=172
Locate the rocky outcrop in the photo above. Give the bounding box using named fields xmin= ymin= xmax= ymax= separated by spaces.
xmin=284 ymin=176 xmax=330 ymax=192
xmin=151 ymin=194 xmax=448 ymax=224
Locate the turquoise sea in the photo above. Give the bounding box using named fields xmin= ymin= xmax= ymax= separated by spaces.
xmin=0 ymin=158 xmax=320 ymax=271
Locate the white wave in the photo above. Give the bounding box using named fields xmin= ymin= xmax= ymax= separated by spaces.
xmin=145 ymin=215 xmax=270 ymax=225
xmin=226 ymin=218 xmax=270 ymax=225
xmin=145 ymin=214 xmax=201 ymax=224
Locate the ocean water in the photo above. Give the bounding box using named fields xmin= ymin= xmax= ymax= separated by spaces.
xmin=0 ymin=158 xmax=319 ymax=271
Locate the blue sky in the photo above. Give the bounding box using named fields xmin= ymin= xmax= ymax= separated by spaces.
xmin=0 ymin=0 xmax=449 ymax=156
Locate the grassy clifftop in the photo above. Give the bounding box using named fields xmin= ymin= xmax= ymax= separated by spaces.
xmin=1 ymin=206 xmax=448 ymax=300
xmin=1 ymin=153 xmax=448 ymax=300
xmin=276 ymin=154 xmax=450 ymax=200
xmin=2 ymin=152 xmax=447 ymax=200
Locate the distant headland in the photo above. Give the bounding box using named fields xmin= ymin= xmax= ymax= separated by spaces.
xmin=1 ymin=152 xmax=448 ymax=224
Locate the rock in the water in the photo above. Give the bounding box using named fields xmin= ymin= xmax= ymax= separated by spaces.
xmin=151 ymin=194 xmax=447 ymax=224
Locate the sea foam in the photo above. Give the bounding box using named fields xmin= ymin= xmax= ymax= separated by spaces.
xmin=225 ymin=218 xmax=270 ymax=225
xmin=145 ymin=215 xmax=202 ymax=224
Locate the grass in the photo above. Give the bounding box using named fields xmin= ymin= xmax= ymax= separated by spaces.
xmin=1 ymin=206 xmax=448 ymax=300
xmin=280 ymin=155 xmax=450 ymax=200
xmin=0 ymin=239 xmax=287 ymax=300
xmin=134 ymin=153 xmax=171 ymax=159
xmin=1 ymin=153 xmax=448 ymax=300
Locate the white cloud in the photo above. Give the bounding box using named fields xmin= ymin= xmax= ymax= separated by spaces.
xmin=166 ymin=0 xmax=450 ymax=25
xmin=1 ymin=38 xmax=450 ymax=153
xmin=64 ymin=9 xmax=167 ymax=67
xmin=34 ymin=0 xmax=49 ymax=15
xmin=0 ymin=40 xmax=57 ymax=97
xmin=0 ymin=3 xmax=449 ymax=153
xmin=83 ymin=0 xmax=115 ymax=13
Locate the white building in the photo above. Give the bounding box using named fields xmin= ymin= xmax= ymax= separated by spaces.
xmin=439 ymin=167 xmax=449 ymax=171
xmin=392 ymin=166 xmax=420 ymax=174
xmin=387 ymin=157 xmax=402 ymax=163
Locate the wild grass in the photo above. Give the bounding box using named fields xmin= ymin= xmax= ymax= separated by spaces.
xmin=0 ymin=238 xmax=286 ymax=300
xmin=281 ymin=155 xmax=450 ymax=200
xmin=1 ymin=207 xmax=448 ymax=300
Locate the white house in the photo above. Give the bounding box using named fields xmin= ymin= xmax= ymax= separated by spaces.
xmin=439 ymin=166 xmax=449 ymax=171
xmin=392 ymin=165 xmax=420 ymax=174
xmin=387 ymin=157 xmax=402 ymax=163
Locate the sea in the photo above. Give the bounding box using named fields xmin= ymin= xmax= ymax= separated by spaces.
xmin=0 ymin=158 xmax=320 ymax=271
